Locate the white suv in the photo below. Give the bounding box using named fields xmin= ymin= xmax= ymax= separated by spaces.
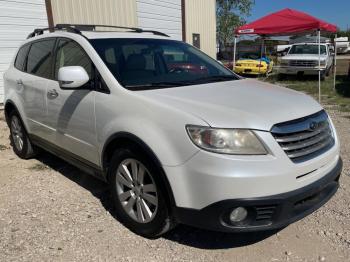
xmin=3 ymin=25 xmax=342 ymax=238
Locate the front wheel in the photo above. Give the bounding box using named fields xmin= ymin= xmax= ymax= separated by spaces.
xmin=109 ymin=148 xmax=174 ymax=238
xmin=9 ymin=111 xmax=37 ymax=159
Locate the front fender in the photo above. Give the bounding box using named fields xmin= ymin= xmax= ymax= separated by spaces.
xmin=99 ymin=114 xmax=200 ymax=167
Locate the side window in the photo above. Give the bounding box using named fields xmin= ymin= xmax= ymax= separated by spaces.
xmin=14 ymin=45 xmax=30 ymax=71
xmin=26 ymin=39 xmax=55 ymax=78
xmin=54 ymin=39 xmax=93 ymax=80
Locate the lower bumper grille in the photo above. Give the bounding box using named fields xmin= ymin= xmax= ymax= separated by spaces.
xmin=255 ymin=205 xmax=277 ymax=222
xmin=271 ymin=110 xmax=334 ymax=162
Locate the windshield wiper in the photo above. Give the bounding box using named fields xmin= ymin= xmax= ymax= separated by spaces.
xmin=124 ymin=76 xmax=238 ymax=90
xmin=124 ymin=81 xmax=191 ymax=90
xmin=195 ymin=75 xmax=238 ymax=83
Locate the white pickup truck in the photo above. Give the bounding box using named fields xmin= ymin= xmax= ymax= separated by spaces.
xmin=279 ymin=43 xmax=334 ymax=79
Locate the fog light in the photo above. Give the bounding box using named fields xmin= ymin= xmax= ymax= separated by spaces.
xmin=230 ymin=207 xmax=248 ymax=222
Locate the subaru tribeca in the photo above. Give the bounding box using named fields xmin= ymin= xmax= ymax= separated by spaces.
xmin=3 ymin=24 xmax=342 ymax=238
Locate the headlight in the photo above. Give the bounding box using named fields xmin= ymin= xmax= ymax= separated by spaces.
xmin=186 ymin=125 xmax=268 ymax=155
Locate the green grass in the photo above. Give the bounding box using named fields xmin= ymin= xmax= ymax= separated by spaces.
xmin=262 ymin=60 xmax=350 ymax=111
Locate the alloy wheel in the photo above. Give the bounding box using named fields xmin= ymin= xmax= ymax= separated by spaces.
xmin=11 ymin=116 xmax=24 ymax=151
xmin=115 ymin=159 xmax=158 ymax=223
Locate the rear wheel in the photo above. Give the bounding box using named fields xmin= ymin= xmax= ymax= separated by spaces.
xmin=9 ymin=111 xmax=37 ymax=159
xmin=109 ymin=148 xmax=174 ymax=238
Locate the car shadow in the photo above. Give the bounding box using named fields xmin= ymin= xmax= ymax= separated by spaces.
xmin=35 ymin=151 xmax=280 ymax=249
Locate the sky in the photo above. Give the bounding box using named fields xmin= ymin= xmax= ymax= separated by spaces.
xmin=247 ymin=0 xmax=350 ymax=31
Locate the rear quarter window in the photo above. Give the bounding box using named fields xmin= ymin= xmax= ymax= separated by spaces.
xmin=14 ymin=45 xmax=30 ymax=71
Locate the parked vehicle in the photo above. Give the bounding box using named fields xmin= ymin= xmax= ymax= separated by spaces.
xmin=279 ymin=43 xmax=334 ymax=79
xmin=4 ymin=24 xmax=342 ymax=238
xmin=234 ymin=52 xmax=274 ymax=76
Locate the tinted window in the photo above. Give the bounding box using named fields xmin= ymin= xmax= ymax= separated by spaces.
xmin=54 ymin=39 xmax=93 ymax=79
xmin=15 ymin=45 xmax=30 ymax=71
xmin=90 ymin=38 xmax=238 ymax=90
xmin=26 ymin=39 xmax=55 ymax=78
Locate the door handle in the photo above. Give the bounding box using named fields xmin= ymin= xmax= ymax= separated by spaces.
xmin=16 ymin=79 xmax=23 ymax=86
xmin=47 ymin=89 xmax=59 ymax=99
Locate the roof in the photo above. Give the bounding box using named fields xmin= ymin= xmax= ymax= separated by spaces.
xmin=290 ymin=42 xmax=328 ymax=46
xmin=236 ymin=8 xmax=337 ymax=36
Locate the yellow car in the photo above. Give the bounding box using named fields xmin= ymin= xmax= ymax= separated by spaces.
xmin=234 ymin=53 xmax=274 ymax=76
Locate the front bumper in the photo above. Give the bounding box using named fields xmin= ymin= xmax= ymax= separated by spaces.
xmin=173 ymin=158 xmax=342 ymax=232
xmin=278 ymin=67 xmax=326 ymax=75
xmin=235 ymin=67 xmax=268 ymax=75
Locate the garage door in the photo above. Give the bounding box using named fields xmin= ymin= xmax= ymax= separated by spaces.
xmin=0 ymin=0 xmax=48 ymax=103
xmin=136 ymin=0 xmax=182 ymax=40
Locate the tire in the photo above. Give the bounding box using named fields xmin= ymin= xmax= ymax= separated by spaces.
xmin=9 ymin=111 xmax=37 ymax=159
xmin=108 ymin=147 xmax=175 ymax=238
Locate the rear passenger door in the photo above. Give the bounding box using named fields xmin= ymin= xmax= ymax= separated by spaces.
xmin=45 ymin=38 xmax=99 ymax=166
xmin=21 ymin=39 xmax=56 ymax=138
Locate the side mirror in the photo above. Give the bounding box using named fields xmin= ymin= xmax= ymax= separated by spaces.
xmin=58 ymin=66 xmax=90 ymax=89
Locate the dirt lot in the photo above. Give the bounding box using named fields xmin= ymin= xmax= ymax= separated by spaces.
xmin=0 ymin=109 xmax=349 ymax=262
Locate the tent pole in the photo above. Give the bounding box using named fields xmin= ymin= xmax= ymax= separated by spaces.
xmin=233 ymin=35 xmax=237 ymax=71
xmin=259 ymin=37 xmax=264 ymax=74
xmin=334 ymin=34 xmax=337 ymax=90
xmin=318 ymin=29 xmax=321 ymax=103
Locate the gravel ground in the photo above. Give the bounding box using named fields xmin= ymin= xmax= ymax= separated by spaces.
xmin=0 ymin=109 xmax=349 ymax=262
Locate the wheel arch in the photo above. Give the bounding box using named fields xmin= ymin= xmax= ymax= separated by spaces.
xmin=4 ymin=100 xmax=22 ymax=127
xmin=102 ymin=132 xmax=177 ymax=209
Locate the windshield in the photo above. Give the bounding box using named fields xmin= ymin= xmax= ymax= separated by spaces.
xmin=288 ymin=44 xmax=327 ymax=55
xmin=90 ymin=38 xmax=238 ymax=90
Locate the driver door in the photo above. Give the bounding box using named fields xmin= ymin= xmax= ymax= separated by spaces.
xmin=45 ymin=38 xmax=99 ymax=166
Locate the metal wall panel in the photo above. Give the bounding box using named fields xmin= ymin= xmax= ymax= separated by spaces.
xmin=185 ymin=0 xmax=216 ymax=58
xmin=51 ymin=0 xmax=138 ymax=27
xmin=0 ymin=0 xmax=48 ymax=103
xmin=136 ymin=0 xmax=182 ymax=40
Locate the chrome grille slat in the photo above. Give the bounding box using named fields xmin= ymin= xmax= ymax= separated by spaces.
xmin=287 ymin=137 xmax=333 ymax=159
xmin=289 ymin=60 xmax=317 ymax=67
xmin=271 ymin=110 xmax=334 ymax=163
xmin=281 ymin=131 xmax=331 ymax=151
xmin=275 ymin=124 xmax=328 ymax=142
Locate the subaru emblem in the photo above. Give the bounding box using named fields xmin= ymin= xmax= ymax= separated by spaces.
xmin=309 ymin=121 xmax=318 ymax=130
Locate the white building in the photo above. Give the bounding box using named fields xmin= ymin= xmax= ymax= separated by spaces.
xmin=0 ymin=0 xmax=217 ymax=103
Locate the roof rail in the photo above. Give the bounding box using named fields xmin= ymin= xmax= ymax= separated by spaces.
xmin=27 ymin=23 xmax=170 ymax=39
xmin=27 ymin=24 xmax=81 ymax=39
xmin=57 ymin=24 xmax=170 ymax=37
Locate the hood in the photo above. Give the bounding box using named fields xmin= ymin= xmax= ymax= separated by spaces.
xmin=138 ymin=79 xmax=322 ymax=131
xmin=283 ymin=54 xmax=328 ymax=61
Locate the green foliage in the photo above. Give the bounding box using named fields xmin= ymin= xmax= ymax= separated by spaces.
xmin=336 ymin=30 xmax=350 ymax=38
xmin=216 ymin=0 xmax=255 ymax=46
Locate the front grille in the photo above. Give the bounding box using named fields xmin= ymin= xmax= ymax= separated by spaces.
xmin=271 ymin=110 xmax=334 ymax=163
xmin=289 ymin=60 xmax=317 ymax=67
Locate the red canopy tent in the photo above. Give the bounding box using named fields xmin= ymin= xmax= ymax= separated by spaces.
xmin=233 ymin=8 xmax=338 ymax=102
xmin=236 ymin=8 xmax=337 ymax=35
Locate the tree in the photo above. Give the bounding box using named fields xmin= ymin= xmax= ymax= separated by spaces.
xmin=217 ymin=0 xmax=255 ymax=47
xmin=336 ymin=30 xmax=350 ymax=38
